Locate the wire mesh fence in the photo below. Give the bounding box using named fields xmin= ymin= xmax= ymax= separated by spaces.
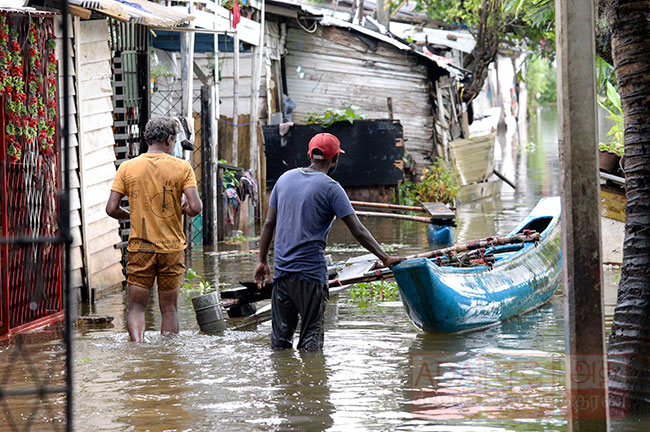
xmin=151 ymin=88 xmax=204 ymax=246
xmin=0 ymin=9 xmax=72 ymax=432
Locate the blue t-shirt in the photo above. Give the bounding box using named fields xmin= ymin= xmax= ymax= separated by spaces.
xmin=269 ymin=168 xmax=355 ymax=283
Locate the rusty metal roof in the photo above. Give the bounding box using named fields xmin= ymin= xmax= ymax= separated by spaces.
xmin=70 ymin=0 xmax=193 ymax=28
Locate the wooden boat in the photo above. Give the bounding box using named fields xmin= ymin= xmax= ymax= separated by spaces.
xmin=393 ymin=197 xmax=562 ymax=333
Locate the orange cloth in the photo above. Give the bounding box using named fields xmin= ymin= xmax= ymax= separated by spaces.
xmin=111 ymin=153 xmax=197 ymax=253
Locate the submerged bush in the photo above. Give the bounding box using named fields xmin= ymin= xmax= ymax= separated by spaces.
xmin=348 ymin=281 xmax=400 ymax=306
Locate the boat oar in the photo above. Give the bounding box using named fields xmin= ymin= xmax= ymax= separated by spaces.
xmin=355 ymin=210 xmax=433 ymax=224
xmin=350 ymin=200 xmax=428 ymax=213
xmin=493 ymin=169 xmax=516 ymax=190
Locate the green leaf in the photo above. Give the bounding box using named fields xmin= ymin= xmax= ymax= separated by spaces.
xmin=606 ymin=82 xmax=622 ymax=113
xmin=186 ymin=268 xmax=197 ymax=280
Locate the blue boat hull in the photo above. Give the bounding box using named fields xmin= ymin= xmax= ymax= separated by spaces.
xmin=394 ymin=197 xmax=562 ymax=333
xmin=426 ymin=224 xmax=455 ymax=247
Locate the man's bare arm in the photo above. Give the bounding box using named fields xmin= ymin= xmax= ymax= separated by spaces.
xmin=254 ymin=207 xmax=277 ymax=287
xmin=341 ymin=213 xmax=404 ymax=268
xmin=182 ymin=186 xmax=203 ymax=216
xmin=106 ymin=190 xmax=130 ymax=220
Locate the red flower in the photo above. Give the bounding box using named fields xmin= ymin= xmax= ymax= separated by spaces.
xmin=40 ymin=145 xmax=53 ymax=156
xmin=48 ymin=53 xmax=57 ymax=64
xmin=11 ymin=40 xmax=19 ymax=51
xmin=4 ymin=85 xmax=11 ymax=93
xmin=37 ymin=107 xmax=45 ymax=117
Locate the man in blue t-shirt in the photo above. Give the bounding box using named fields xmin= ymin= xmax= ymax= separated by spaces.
xmin=254 ymin=132 xmax=403 ymax=350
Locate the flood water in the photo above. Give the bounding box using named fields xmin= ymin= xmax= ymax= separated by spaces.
xmin=1 ymin=106 xmax=642 ymax=430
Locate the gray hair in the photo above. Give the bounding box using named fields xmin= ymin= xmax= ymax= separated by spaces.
xmin=144 ymin=116 xmax=177 ymax=145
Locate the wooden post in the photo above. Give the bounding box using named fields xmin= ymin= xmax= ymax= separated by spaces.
xmin=232 ymin=29 xmax=240 ymax=166
xmin=212 ymin=7 xmax=221 ymax=248
xmin=181 ymin=2 xmax=195 ymax=249
xmin=435 ymin=81 xmax=450 ymax=165
xmin=201 ymin=85 xmax=216 ymax=246
xmin=555 ymin=0 xmax=609 ymax=430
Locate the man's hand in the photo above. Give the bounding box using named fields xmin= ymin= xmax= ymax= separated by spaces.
xmin=382 ymin=256 xmax=405 ymax=269
xmin=254 ymin=262 xmax=271 ymax=289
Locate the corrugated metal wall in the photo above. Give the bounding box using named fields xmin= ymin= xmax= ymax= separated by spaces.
xmin=284 ymin=25 xmax=436 ymax=173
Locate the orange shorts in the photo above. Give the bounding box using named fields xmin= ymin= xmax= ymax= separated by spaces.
xmin=126 ymin=250 xmax=186 ymax=291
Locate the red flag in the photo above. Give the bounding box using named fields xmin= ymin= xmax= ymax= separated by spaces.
xmin=232 ymin=0 xmax=241 ymax=29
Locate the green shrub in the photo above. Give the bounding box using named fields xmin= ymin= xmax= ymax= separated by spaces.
xmin=598 ymin=82 xmax=624 ymax=157
xmin=307 ymin=103 xmax=365 ymax=128
xmin=399 ymin=157 xmax=459 ymax=206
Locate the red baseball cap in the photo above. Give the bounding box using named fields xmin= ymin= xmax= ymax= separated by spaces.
xmin=308 ymin=133 xmax=345 ymax=160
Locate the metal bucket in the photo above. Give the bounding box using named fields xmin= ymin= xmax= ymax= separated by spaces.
xmin=191 ymin=292 xmax=227 ymax=334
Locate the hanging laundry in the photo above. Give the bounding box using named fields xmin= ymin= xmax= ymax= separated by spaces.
xmin=225 ymin=187 xmax=241 ymax=225
xmin=231 ymin=0 xmax=241 ymax=29
xmin=238 ymin=170 xmax=259 ymax=208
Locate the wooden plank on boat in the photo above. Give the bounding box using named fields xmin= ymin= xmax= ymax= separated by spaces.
xmin=421 ymin=202 xmax=455 ymax=219
xmin=225 ymin=254 xmax=378 ymax=329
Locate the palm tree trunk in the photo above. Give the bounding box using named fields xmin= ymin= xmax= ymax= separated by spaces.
xmin=607 ymin=0 xmax=650 ymax=415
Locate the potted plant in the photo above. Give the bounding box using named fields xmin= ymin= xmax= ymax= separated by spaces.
xmin=598 ymin=82 xmax=624 ymax=173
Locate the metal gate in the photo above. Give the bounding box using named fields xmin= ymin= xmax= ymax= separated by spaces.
xmin=109 ymin=20 xmax=150 ymax=246
xmin=0 ymin=8 xmax=73 ymax=431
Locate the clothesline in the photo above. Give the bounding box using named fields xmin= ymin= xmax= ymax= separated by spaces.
xmin=216 ymin=117 xmax=255 ymax=127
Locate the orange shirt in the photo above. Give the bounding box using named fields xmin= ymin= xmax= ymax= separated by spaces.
xmin=111 ymin=153 xmax=197 ymax=253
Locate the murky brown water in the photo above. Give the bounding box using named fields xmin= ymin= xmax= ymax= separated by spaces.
xmin=2 ymin=107 xmax=647 ymax=430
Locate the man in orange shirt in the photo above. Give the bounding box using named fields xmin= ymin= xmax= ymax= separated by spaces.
xmin=106 ymin=116 xmax=202 ymax=342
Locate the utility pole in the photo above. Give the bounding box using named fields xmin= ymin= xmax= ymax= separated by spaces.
xmin=249 ymin=1 xmax=265 ymax=234
xmin=232 ymin=29 xmax=240 ymax=166
xmin=555 ymin=0 xmax=609 ymax=430
xmin=376 ymin=0 xmax=390 ymax=28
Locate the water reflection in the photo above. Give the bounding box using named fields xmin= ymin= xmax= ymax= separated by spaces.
xmin=269 ymin=351 xmax=334 ymax=430
xmin=405 ymin=298 xmax=565 ymax=428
